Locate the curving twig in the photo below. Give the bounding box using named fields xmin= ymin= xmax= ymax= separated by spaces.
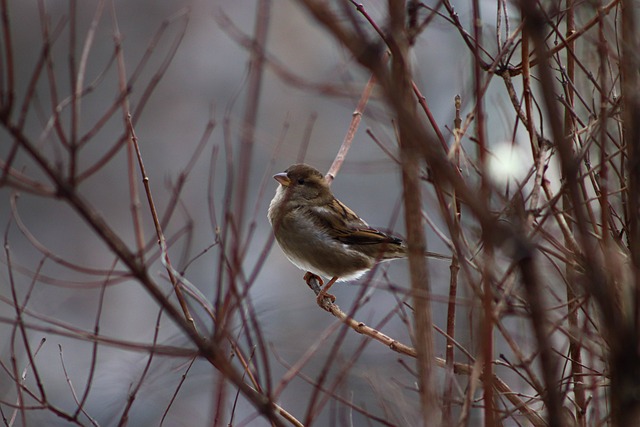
xmin=305 ymin=273 xmax=547 ymax=426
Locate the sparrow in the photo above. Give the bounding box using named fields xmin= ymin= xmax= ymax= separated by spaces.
xmin=268 ymin=163 xmax=442 ymax=307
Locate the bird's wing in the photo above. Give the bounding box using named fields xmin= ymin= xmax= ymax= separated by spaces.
xmin=310 ymin=198 xmax=402 ymax=246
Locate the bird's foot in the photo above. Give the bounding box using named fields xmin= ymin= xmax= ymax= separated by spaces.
xmin=316 ymin=290 xmax=336 ymax=308
xmin=315 ymin=276 xmax=338 ymax=310
xmin=304 ymin=272 xmax=323 ymax=286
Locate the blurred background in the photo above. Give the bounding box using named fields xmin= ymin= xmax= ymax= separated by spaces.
xmin=0 ymin=1 xmax=557 ymax=426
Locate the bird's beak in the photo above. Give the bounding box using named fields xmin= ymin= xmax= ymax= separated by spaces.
xmin=273 ymin=172 xmax=291 ymax=187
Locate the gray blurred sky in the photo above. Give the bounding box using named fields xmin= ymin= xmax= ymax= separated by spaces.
xmin=0 ymin=1 xmax=527 ymax=425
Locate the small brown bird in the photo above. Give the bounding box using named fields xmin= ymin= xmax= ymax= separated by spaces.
xmin=268 ymin=163 xmax=418 ymax=306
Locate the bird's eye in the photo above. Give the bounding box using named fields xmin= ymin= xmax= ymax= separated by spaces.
xmin=297 ymin=178 xmax=305 ymax=185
